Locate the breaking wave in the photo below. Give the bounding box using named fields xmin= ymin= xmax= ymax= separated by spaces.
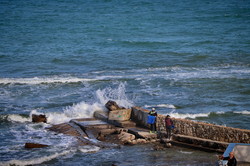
xmin=233 ymin=110 xmax=250 ymax=115
xmin=1 ymin=64 xmax=249 ymax=85
xmin=45 ymin=101 xmax=104 ymax=125
xmin=168 ymin=112 xmax=211 ymax=119
xmin=167 ymin=110 xmax=250 ymax=119
xmin=7 ymin=114 xmax=30 ymax=123
xmin=95 ymin=82 xmax=134 ymax=108
xmin=0 ymin=149 xmax=76 ymax=166
xmin=0 ymin=76 xmax=96 ymax=85
xmin=14 ymin=82 xmax=133 ymax=125
xmin=145 ymin=104 xmax=176 ymax=109
xmin=78 ymin=145 xmax=101 ymax=153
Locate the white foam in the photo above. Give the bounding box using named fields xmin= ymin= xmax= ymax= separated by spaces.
xmin=0 ymin=149 xmax=76 ymax=166
xmin=179 ymin=150 xmax=193 ymax=154
xmin=95 ymin=82 xmax=133 ymax=108
xmin=46 ymin=101 xmax=104 ymax=125
xmin=168 ymin=112 xmax=210 ymax=119
xmin=1 ymin=65 xmax=248 ymax=85
xmin=7 ymin=114 xmax=30 ymax=123
xmin=78 ymin=145 xmax=101 ymax=153
xmin=234 ymin=110 xmax=250 ymax=115
xmin=0 ymin=76 xmax=96 ymax=85
xmin=145 ymin=104 xmax=176 ymax=109
xmin=45 ymin=83 xmax=133 ymax=125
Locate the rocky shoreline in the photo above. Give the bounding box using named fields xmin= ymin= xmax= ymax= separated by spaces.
xmin=28 ymin=101 xmax=250 ymax=155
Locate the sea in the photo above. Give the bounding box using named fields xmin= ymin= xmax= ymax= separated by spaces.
xmin=0 ymin=0 xmax=250 ymax=165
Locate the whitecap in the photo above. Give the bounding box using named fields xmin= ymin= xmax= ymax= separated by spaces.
xmin=167 ymin=112 xmax=210 ymax=119
xmin=0 ymin=149 xmax=76 ymax=166
xmin=78 ymin=145 xmax=101 ymax=153
xmin=45 ymin=101 xmax=104 ymax=125
xmin=45 ymin=82 xmax=133 ymax=125
xmin=0 ymin=76 xmax=96 ymax=85
xmin=233 ymin=110 xmax=250 ymax=115
xmin=7 ymin=114 xmax=30 ymax=123
xmin=145 ymin=104 xmax=176 ymax=109
xmin=179 ymin=150 xmax=193 ymax=154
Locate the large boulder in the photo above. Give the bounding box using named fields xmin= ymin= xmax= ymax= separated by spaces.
xmin=108 ymin=109 xmax=132 ymax=121
xmin=105 ymin=100 xmax=123 ymax=111
xmin=117 ymin=131 xmax=135 ymax=144
xmin=32 ymin=114 xmax=47 ymax=123
xmin=25 ymin=143 xmax=49 ymax=149
xmin=130 ymin=138 xmax=148 ymax=145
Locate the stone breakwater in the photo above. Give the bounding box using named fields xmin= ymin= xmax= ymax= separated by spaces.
xmin=131 ymin=107 xmax=250 ymax=151
xmin=30 ymin=101 xmax=250 ymax=153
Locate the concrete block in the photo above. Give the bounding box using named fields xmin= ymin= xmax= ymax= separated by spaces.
xmin=108 ymin=109 xmax=131 ymax=121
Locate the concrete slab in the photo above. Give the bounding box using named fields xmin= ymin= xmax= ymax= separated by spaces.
xmin=128 ymin=127 xmax=157 ymax=139
xmin=173 ymin=134 xmax=228 ymax=152
xmin=94 ymin=111 xmax=109 ymax=122
xmin=108 ymin=120 xmax=136 ymax=128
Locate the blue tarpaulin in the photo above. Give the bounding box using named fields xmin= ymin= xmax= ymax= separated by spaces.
xmin=147 ymin=115 xmax=156 ymax=124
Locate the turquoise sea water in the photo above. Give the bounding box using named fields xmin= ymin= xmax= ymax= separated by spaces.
xmin=0 ymin=0 xmax=250 ymax=165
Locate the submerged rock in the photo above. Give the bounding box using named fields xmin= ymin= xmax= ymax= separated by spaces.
xmin=32 ymin=114 xmax=47 ymax=123
xmin=25 ymin=143 xmax=49 ymax=149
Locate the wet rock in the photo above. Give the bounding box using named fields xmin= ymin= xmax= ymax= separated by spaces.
xmin=25 ymin=143 xmax=49 ymax=149
xmin=165 ymin=143 xmax=172 ymax=148
xmin=32 ymin=114 xmax=47 ymax=123
xmin=118 ymin=131 xmax=135 ymax=144
xmin=105 ymin=100 xmax=123 ymax=111
xmin=134 ymin=138 xmax=147 ymax=144
xmin=153 ymin=144 xmax=165 ymax=151
xmin=96 ymin=132 xmax=106 ymax=141
xmin=100 ymin=129 xmax=117 ymax=135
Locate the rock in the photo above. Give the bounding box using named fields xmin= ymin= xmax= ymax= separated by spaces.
xmin=153 ymin=144 xmax=165 ymax=151
xmin=129 ymin=138 xmax=147 ymax=145
xmin=96 ymin=132 xmax=106 ymax=141
xmin=117 ymin=131 xmax=135 ymax=144
xmin=32 ymin=114 xmax=47 ymax=123
xmin=100 ymin=129 xmax=117 ymax=135
xmin=135 ymin=138 xmax=147 ymax=144
xmin=25 ymin=143 xmax=49 ymax=149
xmin=165 ymin=143 xmax=172 ymax=148
xmin=105 ymin=100 xmax=123 ymax=111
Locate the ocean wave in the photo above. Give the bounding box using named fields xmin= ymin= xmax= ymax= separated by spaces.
xmin=78 ymin=145 xmax=101 ymax=153
xmin=92 ymin=64 xmax=250 ymax=82
xmin=0 ymin=149 xmax=76 ymax=166
xmin=233 ymin=110 xmax=250 ymax=115
xmin=121 ymin=40 xmax=167 ymax=46
xmin=168 ymin=112 xmax=211 ymax=119
xmin=179 ymin=150 xmax=193 ymax=154
xmin=40 ymin=82 xmax=132 ymax=125
xmin=1 ymin=64 xmax=248 ymax=85
xmin=0 ymin=76 xmax=96 ymax=85
xmin=145 ymin=104 xmax=176 ymax=109
xmin=45 ymin=102 xmax=104 ymax=125
xmin=166 ymin=110 xmax=250 ymax=119
xmin=95 ymin=82 xmax=134 ymax=108
xmin=7 ymin=114 xmax=30 ymax=123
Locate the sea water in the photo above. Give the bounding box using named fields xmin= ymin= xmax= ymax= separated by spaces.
xmin=0 ymin=0 xmax=249 ymax=165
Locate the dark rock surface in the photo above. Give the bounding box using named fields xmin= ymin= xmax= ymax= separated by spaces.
xmin=25 ymin=143 xmax=49 ymax=149
xmin=32 ymin=114 xmax=47 ymax=123
xmin=105 ymin=100 xmax=123 ymax=111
